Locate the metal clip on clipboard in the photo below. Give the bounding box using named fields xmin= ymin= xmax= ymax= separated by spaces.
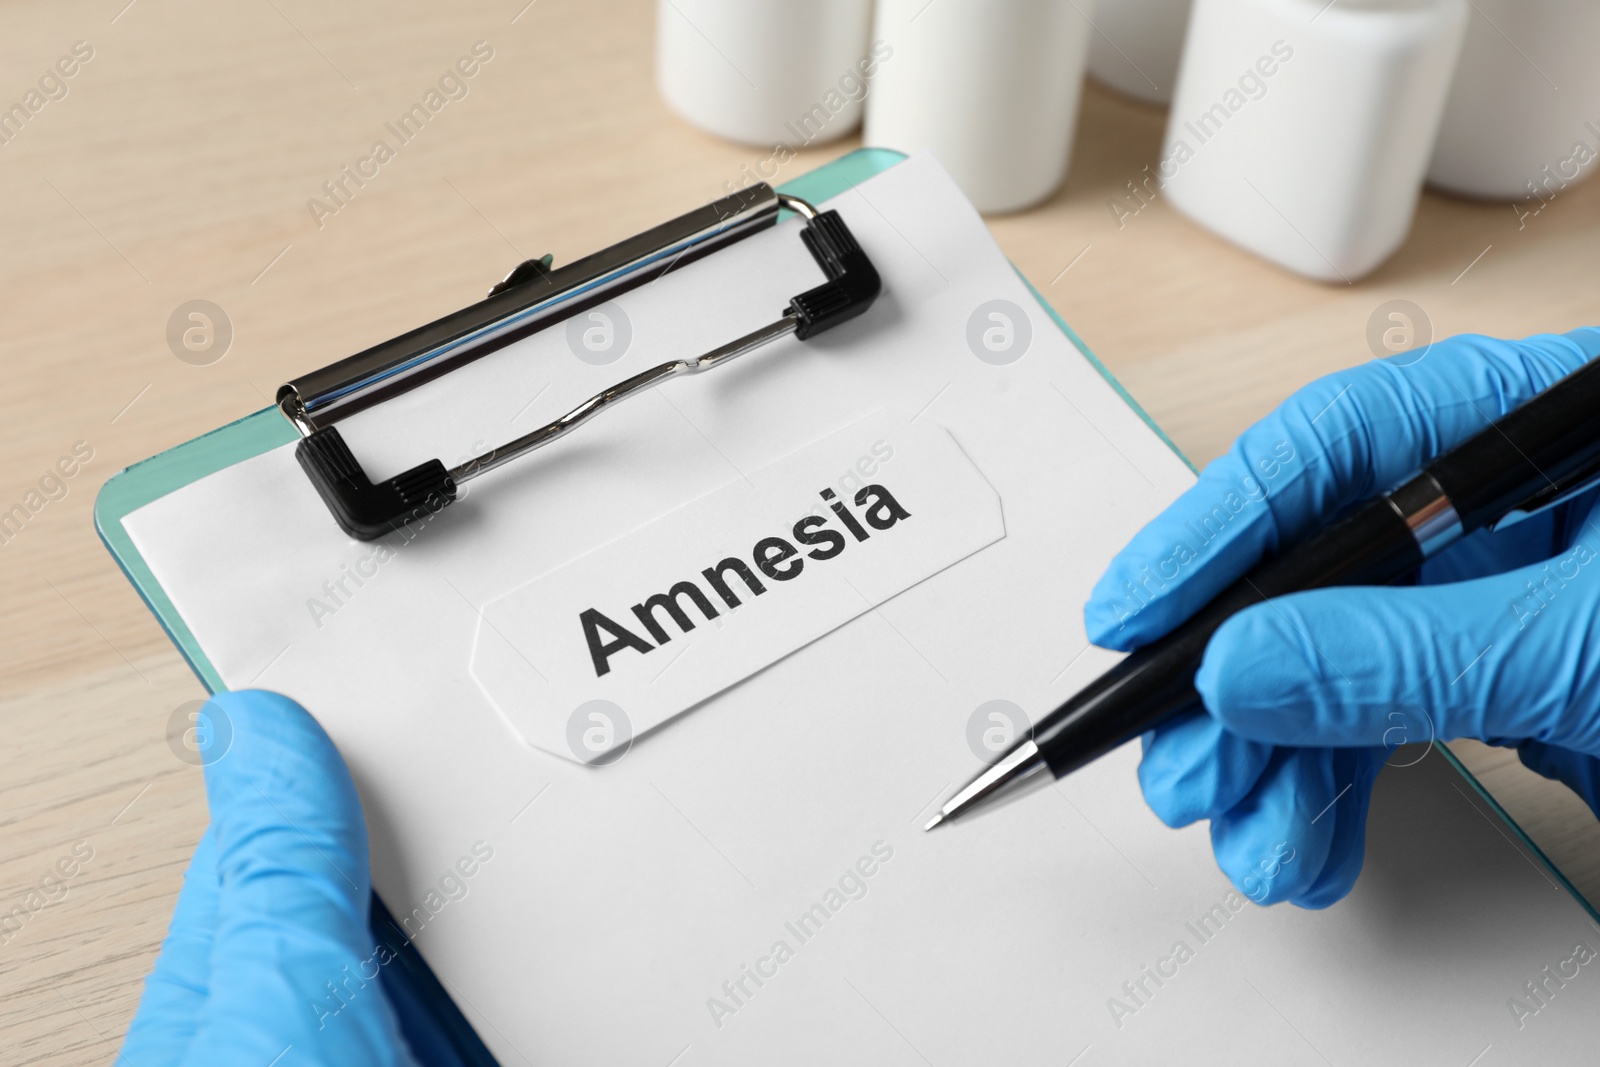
xmin=276 ymin=185 xmax=882 ymax=540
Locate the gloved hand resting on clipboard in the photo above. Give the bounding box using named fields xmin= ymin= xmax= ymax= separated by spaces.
xmin=1086 ymin=328 xmax=1600 ymax=909
xmin=120 ymin=691 xmax=430 ymax=1067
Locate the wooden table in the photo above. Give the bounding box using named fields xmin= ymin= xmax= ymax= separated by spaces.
xmin=3 ymin=2 xmax=1597 ymax=1062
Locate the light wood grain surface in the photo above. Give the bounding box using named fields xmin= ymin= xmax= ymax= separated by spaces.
xmin=3 ymin=1 xmax=1598 ymax=1062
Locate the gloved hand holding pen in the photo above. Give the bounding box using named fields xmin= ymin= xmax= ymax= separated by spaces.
xmin=1084 ymin=327 xmax=1600 ymax=909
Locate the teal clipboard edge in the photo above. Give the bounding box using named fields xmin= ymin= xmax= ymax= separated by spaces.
xmin=93 ymin=147 xmax=1599 ymax=1055
xmin=97 ymin=409 xmax=297 ymax=693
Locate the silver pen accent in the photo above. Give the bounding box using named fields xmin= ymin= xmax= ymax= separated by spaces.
xmin=925 ymin=740 xmax=1053 ymax=831
xmin=1385 ymin=472 xmax=1463 ymax=558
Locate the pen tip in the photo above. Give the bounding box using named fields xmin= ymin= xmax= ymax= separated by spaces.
xmin=923 ymin=812 xmax=945 ymax=832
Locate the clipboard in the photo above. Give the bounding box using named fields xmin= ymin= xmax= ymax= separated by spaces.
xmin=97 ymin=148 xmax=1600 ymax=1064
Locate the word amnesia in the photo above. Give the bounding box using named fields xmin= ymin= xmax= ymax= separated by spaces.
xmin=579 ymin=483 xmax=912 ymax=677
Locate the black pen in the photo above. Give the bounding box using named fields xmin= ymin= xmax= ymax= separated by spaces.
xmin=927 ymin=353 xmax=1600 ymax=830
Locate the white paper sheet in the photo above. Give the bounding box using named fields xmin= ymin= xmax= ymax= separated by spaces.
xmin=123 ymin=155 xmax=1600 ymax=1065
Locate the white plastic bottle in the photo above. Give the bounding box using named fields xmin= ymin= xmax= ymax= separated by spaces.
xmin=864 ymin=0 xmax=1094 ymax=213
xmin=1158 ymin=0 xmax=1467 ymax=282
xmin=1088 ymin=0 xmax=1196 ymax=106
xmin=656 ymin=0 xmax=876 ymax=148
xmin=1427 ymin=0 xmax=1600 ymax=201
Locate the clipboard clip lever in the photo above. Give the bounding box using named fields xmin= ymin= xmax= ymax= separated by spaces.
xmin=488 ymin=253 xmax=554 ymax=298
xmin=280 ymin=187 xmax=880 ymax=540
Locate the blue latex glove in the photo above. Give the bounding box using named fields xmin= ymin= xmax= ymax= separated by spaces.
xmin=121 ymin=690 xmax=423 ymax=1066
xmin=1084 ymin=328 xmax=1600 ymax=909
